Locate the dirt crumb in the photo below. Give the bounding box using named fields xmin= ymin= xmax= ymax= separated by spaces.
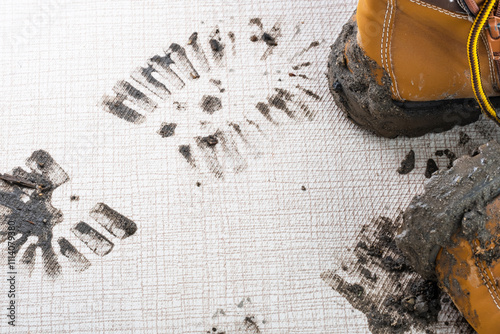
xmin=424 ymin=159 xmax=439 ymax=179
xmin=397 ymin=150 xmax=415 ymax=175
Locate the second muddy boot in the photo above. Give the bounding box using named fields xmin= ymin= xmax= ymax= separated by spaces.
xmin=397 ymin=141 xmax=500 ymax=333
xmin=329 ymin=0 xmax=500 ymax=138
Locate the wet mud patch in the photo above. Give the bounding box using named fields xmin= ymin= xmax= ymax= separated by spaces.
xmin=321 ymin=216 xmax=475 ymax=334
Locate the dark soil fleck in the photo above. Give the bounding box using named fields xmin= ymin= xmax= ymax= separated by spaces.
xmin=200 ymin=135 xmax=218 ymax=147
xmin=70 ymin=195 xmax=80 ymax=201
xmin=424 ymin=159 xmax=439 ymax=178
xmin=250 ymin=35 xmax=259 ymax=42
xmin=158 ymin=122 xmax=177 ymax=138
xmin=262 ymin=32 xmax=278 ymax=46
xmin=397 ymin=150 xmax=415 ymax=175
xmin=200 ymin=95 xmax=223 ymax=114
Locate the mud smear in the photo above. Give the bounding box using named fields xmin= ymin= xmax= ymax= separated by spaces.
xmin=166 ymin=43 xmax=200 ymax=79
xmin=0 ymin=150 xmax=69 ymax=278
xmin=243 ymin=316 xmax=261 ymax=333
xmin=216 ymin=129 xmax=248 ymax=172
xmin=158 ymin=122 xmax=177 ymax=138
xmin=201 ymin=95 xmax=223 ymax=114
xmin=296 ymin=85 xmax=321 ymax=100
xmin=291 ymin=40 xmax=321 ymax=61
xmin=321 ymin=216 xmax=475 ymax=334
xmin=397 ymin=150 xmax=415 ymax=175
xmin=196 ymin=134 xmax=224 ymax=178
xmin=206 ymin=298 xmax=265 ymax=334
xmin=90 ymin=203 xmax=137 ymax=240
xmin=179 ymin=144 xmax=196 ymax=168
xmin=102 ymin=92 xmax=147 ymax=124
xmin=209 ymin=28 xmax=225 ymax=65
xmin=249 ymin=18 xmax=263 ymax=29
xmin=228 ymin=31 xmax=236 ymax=55
xmin=19 ymin=243 xmax=37 ymax=275
xmin=209 ymin=79 xmax=225 ymax=93
xmin=255 ymin=102 xmax=277 ymax=124
xmin=130 ymin=65 xmax=171 ymax=99
xmin=229 ymin=122 xmax=249 ymax=146
xmin=292 ymin=62 xmax=311 ymax=70
xmin=102 ymin=79 xmax=162 ymax=123
xmin=187 ymin=32 xmax=211 ymax=72
xmin=71 ymin=221 xmax=114 ymax=256
xmin=58 ymin=237 xmax=91 ymax=272
xmin=149 ymin=54 xmax=186 ymax=90
xmin=424 ymin=159 xmax=439 ymax=179
xmin=267 ymin=88 xmax=313 ymax=120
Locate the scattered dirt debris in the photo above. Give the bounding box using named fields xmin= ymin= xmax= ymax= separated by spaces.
xmin=397 ymin=150 xmax=415 ymax=175
xmin=424 ymin=159 xmax=439 ymax=179
xmin=321 ymin=216 xmax=475 ymax=334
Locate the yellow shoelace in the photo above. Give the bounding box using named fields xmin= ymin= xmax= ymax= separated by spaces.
xmin=468 ymin=0 xmax=500 ymax=123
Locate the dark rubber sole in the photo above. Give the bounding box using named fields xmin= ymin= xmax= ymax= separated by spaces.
xmin=327 ymin=15 xmax=493 ymax=138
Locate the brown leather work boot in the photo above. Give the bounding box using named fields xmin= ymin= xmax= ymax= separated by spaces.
xmin=396 ymin=141 xmax=500 ymax=333
xmin=329 ymin=0 xmax=500 ymax=138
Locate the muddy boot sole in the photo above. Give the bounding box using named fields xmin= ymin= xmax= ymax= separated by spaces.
xmin=327 ymin=14 xmax=496 ymax=138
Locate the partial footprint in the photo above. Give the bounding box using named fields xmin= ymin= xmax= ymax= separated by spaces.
xmin=0 ymin=151 xmax=138 ymax=278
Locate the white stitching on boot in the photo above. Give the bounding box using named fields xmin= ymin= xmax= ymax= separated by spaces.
xmin=409 ymin=0 xmax=469 ymax=20
xmin=381 ymin=0 xmax=391 ymax=72
xmin=475 ymin=256 xmax=500 ymax=311
xmin=388 ymin=0 xmax=403 ymax=100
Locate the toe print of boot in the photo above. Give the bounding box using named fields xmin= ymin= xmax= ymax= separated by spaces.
xmin=100 ymin=19 xmax=326 ymax=179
